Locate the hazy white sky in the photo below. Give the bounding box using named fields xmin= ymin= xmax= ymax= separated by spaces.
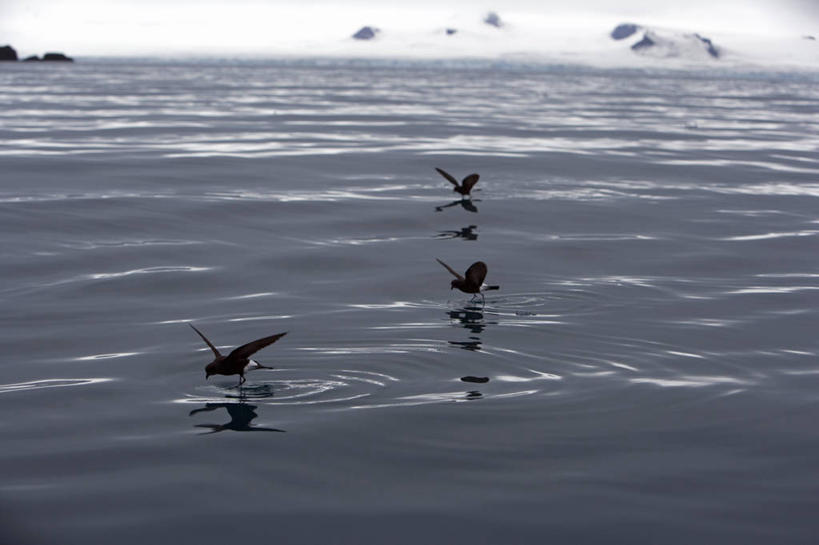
xmin=2 ymin=0 xmax=817 ymax=56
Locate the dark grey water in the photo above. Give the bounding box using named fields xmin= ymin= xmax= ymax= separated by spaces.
xmin=1 ymin=59 xmax=819 ymax=544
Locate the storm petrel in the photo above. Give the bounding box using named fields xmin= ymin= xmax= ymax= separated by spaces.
xmin=436 ymin=259 xmax=500 ymax=298
xmin=189 ymin=324 xmax=287 ymax=386
xmin=435 ymin=167 xmax=480 ymax=197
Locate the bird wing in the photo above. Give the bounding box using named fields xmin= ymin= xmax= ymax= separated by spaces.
xmin=189 ymin=324 xmax=222 ymax=357
xmin=460 ymin=174 xmax=480 ymax=193
xmin=228 ymin=332 xmax=288 ymax=360
xmin=435 ymin=167 xmax=460 ymax=187
xmin=437 ymin=258 xmax=465 ymax=281
xmin=464 ymin=261 xmax=488 ymax=286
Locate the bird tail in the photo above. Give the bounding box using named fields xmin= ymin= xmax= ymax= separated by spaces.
xmin=485 ymin=285 xmax=500 ymax=290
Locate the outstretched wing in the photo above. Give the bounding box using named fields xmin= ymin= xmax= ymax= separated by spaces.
xmin=436 ymin=258 xmax=464 ymax=281
xmin=435 ymin=167 xmax=459 ymax=187
xmin=464 ymin=261 xmax=488 ymax=287
xmin=189 ymin=324 xmax=222 ymax=357
xmin=460 ymin=174 xmax=480 ymax=193
xmin=229 ymin=332 xmax=288 ymax=360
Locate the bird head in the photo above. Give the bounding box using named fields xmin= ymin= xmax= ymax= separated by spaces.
xmin=450 ymin=279 xmax=458 ymax=290
xmin=205 ymin=362 xmax=217 ymax=380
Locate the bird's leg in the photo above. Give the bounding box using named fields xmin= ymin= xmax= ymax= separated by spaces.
xmin=238 ymin=375 xmax=246 ymax=387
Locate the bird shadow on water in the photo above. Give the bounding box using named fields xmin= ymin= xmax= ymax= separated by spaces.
xmin=189 ymin=392 xmax=284 ymax=434
xmin=435 ymin=198 xmax=480 ymax=213
xmin=435 ymin=225 xmax=478 ymax=241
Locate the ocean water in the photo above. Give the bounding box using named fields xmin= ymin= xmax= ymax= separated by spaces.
xmin=1 ymin=59 xmax=819 ymax=544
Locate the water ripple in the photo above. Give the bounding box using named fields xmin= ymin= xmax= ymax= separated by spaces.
xmin=0 ymin=378 xmax=113 ymax=395
xmin=630 ymin=376 xmax=753 ymax=388
xmin=175 ymin=368 xmax=399 ymax=406
xmin=721 ymin=230 xmax=819 ymax=241
xmin=727 ymin=286 xmax=819 ymax=295
xmin=88 ymin=266 xmax=212 ymax=280
xmin=74 ymin=352 xmax=141 ymax=361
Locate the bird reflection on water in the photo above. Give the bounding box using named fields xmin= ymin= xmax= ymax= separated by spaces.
xmin=448 ymin=305 xmax=494 ymax=397
xmin=449 ymin=337 xmax=482 ymax=351
xmin=448 ymin=304 xmax=495 ymax=334
xmin=435 ymin=225 xmax=478 ymax=241
xmin=447 ymin=304 xmax=497 ymax=352
xmin=189 ymin=400 xmax=284 ymax=434
xmin=435 ymin=198 xmax=480 ymax=213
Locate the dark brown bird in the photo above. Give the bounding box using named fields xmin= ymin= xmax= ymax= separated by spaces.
xmin=437 ymin=258 xmax=500 ymax=298
xmin=436 ymin=167 xmax=480 ymax=197
xmin=189 ymin=324 xmax=287 ymax=386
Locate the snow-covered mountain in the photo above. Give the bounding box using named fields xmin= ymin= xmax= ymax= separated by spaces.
xmin=330 ymin=13 xmax=817 ymax=71
xmin=3 ymin=6 xmax=817 ymax=70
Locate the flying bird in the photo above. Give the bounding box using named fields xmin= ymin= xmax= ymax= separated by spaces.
xmin=435 ymin=167 xmax=480 ymax=197
xmin=189 ymin=324 xmax=287 ymax=386
xmin=436 ymin=258 xmax=500 ymax=299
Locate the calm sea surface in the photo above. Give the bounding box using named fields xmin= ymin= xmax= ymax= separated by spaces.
xmin=1 ymin=59 xmax=819 ymax=544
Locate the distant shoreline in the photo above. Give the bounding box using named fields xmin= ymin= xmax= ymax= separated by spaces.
xmin=5 ymin=54 xmax=816 ymax=79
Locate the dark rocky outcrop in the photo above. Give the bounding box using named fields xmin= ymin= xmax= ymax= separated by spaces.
xmin=631 ymin=33 xmax=655 ymax=51
xmin=42 ymin=52 xmax=73 ymax=62
xmin=0 ymin=46 xmax=73 ymax=62
xmin=446 ymin=28 xmax=457 ymax=36
xmin=484 ymin=12 xmax=502 ymax=28
xmin=630 ymin=30 xmax=720 ymax=60
xmin=611 ymin=23 xmax=640 ymax=40
xmin=0 ymin=45 xmax=18 ymax=61
xmin=352 ymin=26 xmax=379 ymax=40
xmin=693 ymin=34 xmax=719 ymax=58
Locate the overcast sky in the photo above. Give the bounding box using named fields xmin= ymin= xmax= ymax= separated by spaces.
xmin=2 ymin=0 xmax=817 ymax=56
